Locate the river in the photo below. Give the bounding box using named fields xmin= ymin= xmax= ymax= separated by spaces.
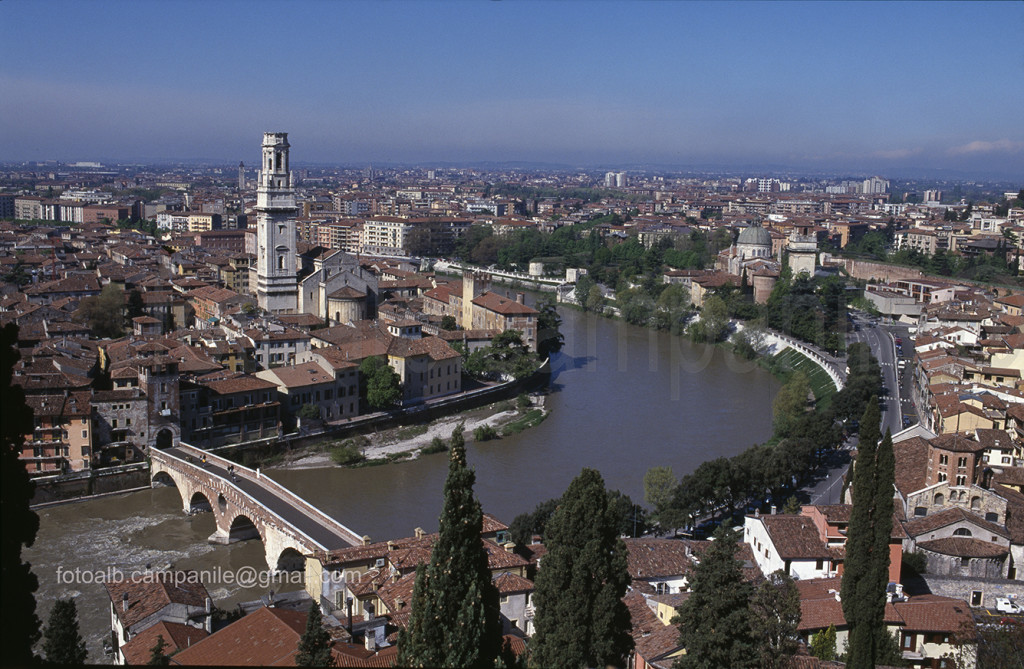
xmin=25 ymin=305 xmax=778 ymax=661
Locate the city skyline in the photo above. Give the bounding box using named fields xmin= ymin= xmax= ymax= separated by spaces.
xmin=1 ymin=1 xmax=1022 ymax=178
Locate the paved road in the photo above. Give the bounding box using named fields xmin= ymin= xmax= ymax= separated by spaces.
xmin=165 ymin=446 xmax=356 ymax=550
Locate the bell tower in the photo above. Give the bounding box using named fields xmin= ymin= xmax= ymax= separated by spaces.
xmin=255 ymin=132 xmax=299 ymax=313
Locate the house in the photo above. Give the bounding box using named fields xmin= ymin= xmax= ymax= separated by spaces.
xmin=255 ymin=357 xmax=360 ymax=424
xmin=20 ymin=391 xmax=93 ymax=476
xmin=104 ymin=572 xmax=212 ymax=665
xmin=169 ymin=605 xmax=399 ymax=667
xmin=118 ymin=620 xmax=208 ymax=665
xmin=180 ymin=374 xmax=280 ymax=447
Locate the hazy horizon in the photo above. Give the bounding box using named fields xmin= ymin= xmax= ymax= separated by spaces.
xmin=2 ymin=1 xmax=1022 ymax=180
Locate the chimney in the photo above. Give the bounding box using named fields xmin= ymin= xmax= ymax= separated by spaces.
xmin=364 ymin=630 xmax=376 ymax=652
xmin=771 ymin=505 xmax=777 ymax=515
xmin=362 ymin=535 xmax=372 ymax=546
xmin=387 ymin=540 xmax=396 ymax=551
xmin=122 ymin=592 xmax=129 ymax=613
xmin=515 ymin=292 xmax=525 ymax=304
xmin=414 ymin=527 xmax=424 ymax=540
xmin=205 ymin=597 xmax=213 ymax=632
xmin=504 ymin=542 xmax=516 ymax=553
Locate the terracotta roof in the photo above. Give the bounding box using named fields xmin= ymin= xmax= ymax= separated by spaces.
xmin=756 ymin=515 xmax=832 ymax=560
xmin=169 ymin=606 xmax=305 ymax=666
xmin=471 ymin=291 xmax=538 ymax=316
xmin=623 ymin=591 xmax=683 ymax=665
xmin=104 ymin=572 xmax=210 ymax=630
xmin=902 ymin=507 xmax=1008 ymax=540
xmin=893 ymin=437 xmax=931 ymax=497
xmin=893 ymin=595 xmax=974 ymax=633
xmin=120 ymin=620 xmax=207 ymax=665
xmin=624 ymin=538 xmax=696 ymax=580
xmin=492 ymin=571 xmax=534 ymax=595
xmin=917 ymin=537 xmax=1009 ymax=558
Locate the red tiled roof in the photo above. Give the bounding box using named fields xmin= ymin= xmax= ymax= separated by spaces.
xmin=104 ymin=572 xmax=210 ymax=630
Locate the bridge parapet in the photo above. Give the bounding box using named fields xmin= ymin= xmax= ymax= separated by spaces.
xmin=175 ymin=443 xmax=363 ymax=547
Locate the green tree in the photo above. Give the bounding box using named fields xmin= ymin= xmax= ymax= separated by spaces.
xmin=841 ymin=400 xmax=896 ymax=669
xmin=77 ymin=283 xmax=126 ymax=338
xmin=298 ymin=403 xmax=321 ymax=420
xmin=532 ymin=469 xmax=633 ymax=668
xmin=148 ymin=634 xmax=170 ymax=666
xmin=440 ymin=315 xmax=458 ymax=331
xmin=809 ymin=624 xmax=837 ymax=661
xmin=295 ymin=603 xmax=333 ymax=667
xmin=534 ymin=294 xmax=564 ymax=361
xmin=673 ymin=526 xmax=758 ymax=669
xmin=585 ymin=284 xmax=606 ymax=313
xmin=42 ymin=597 xmax=88 ymax=665
xmin=644 ymin=466 xmax=678 ymax=526
xmin=772 ymin=372 xmax=811 ymax=438
xmin=750 ymin=571 xmax=802 ymax=669
xmin=1 ymin=324 xmax=42 ymax=665
xmin=574 ymin=273 xmax=596 ymax=308
xmin=126 ymin=288 xmax=146 ymax=320
xmin=397 ymin=423 xmax=502 ymax=667
xmin=359 ymin=356 xmax=402 ymax=411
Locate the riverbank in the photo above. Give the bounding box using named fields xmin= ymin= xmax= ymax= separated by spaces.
xmin=270 ymin=393 xmax=549 ymax=470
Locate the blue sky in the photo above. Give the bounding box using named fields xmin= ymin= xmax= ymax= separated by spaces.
xmin=1 ymin=1 xmax=1022 ymax=177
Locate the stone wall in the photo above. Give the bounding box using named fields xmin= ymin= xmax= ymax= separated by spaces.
xmin=921 ymin=573 xmax=1022 ymax=608
xmin=839 ymin=259 xmax=926 ymax=283
xmin=30 ymin=464 xmax=152 ymax=505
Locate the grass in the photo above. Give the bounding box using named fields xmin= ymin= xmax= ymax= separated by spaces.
xmin=772 ymin=348 xmax=838 ymax=405
xmin=395 ymin=424 xmax=429 ymax=441
xmin=501 ymin=409 xmax=547 ymax=436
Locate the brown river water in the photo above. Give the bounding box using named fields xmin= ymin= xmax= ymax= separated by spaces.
xmin=26 ymin=305 xmax=778 ymax=661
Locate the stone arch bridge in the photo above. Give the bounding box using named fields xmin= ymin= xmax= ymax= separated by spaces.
xmin=150 ymin=443 xmax=362 ymax=570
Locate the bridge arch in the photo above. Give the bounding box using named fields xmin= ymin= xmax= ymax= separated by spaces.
xmin=228 ymin=514 xmax=262 ymax=543
xmin=189 ymin=491 xmax=213 ymax=514
xmin=152 ymin=471 xmax=176 ymax=488
xmin=276 ymin=547 xmax=305 ymax=572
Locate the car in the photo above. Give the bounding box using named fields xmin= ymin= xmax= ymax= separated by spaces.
xmin=996 ymin=597 xmax=1022 ymax=614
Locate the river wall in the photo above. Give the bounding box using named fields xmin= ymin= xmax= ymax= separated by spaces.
xmin=211 ymin=366 xmax=548 ymax=467
xmin=837 ymin=259 xmax=927 ymax=283
xmin=30 ymin=463 xmax=152 ymax=506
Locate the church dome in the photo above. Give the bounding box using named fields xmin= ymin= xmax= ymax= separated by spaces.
xmin=737 ymin=222 xmax=771 ymax=248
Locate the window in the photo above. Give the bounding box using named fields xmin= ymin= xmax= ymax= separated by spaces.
xmin=82 ymin=430 xmax=87 ymax=438
xmin=500 ymin=595 xmax=508 ymax=604
xmin=815 ymin=559 xmax=824 ymax=570
xmin=956 ymin=475 xmax=967 ymax=487
xmin=957 ymin=457 xmax=967 ymax=468
xmin=939 ymin=454 xmax=949 ymax=465
xmin=953 ymin=528 xmax=973 ymax=537
xmin=914 ymin=506 xmax=927 ymax=516
xmin=986 ymin=512 xmax=999 ymax=522
xmin=938 ymin=473 xmax=947 ymax=483
xmin=971 ymin=591 xmax=983 ymax=607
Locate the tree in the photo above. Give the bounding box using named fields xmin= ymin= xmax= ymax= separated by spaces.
xmin=397 ymin=422 xmax=502 ymax=667
xmin=809 ymin=624 xmax=837 ymax=661
xmin=534 ymin=294 xmax=564 ymax=361
xmin=585 ymin=284 xmax=606 ymax=313
xmin=295 ymin=603 xmax=333 ymax=667
xmin=76 ymin=283 xmax=126 ymax=338
xmin=298 ymin=403 xmax=321 ymax=420
xmin=42 ymin=597 xmax=88 ymax=665
xmin=750 ymin=571 xmax=802 ymax=669
xmin=532 ymin=469 xmax=633 ymax=668
xmin=148 ymin=634 xmax=170 ymax=666
xmin=673 ymin=526 xmax=758 ymax=669
xmin=772 ymin=372 xmax=811 ymax=438
xmin=440 ymin=315 xmax=458 ymax=331
xmin=1 ymin=324 xmax=41 ymax=665
xmin=644 ymin=466 xmax=677 ymax=527
xmin=841 ymin=400 xmax=896 ymax=669
xmin=359 ymin=356 xmax=402 ymax=411
xmin=575 ymin=273 xmax=596 ymax=308
xmin=126 ymin=289 xmax=146 ymax=320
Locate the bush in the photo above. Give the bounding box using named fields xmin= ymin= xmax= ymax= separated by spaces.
xmin=329 ymin=442 xmax=365 ymax=466
xmin=516 ymin=393 xmax=532 ymax=410
xmin=421 ymin=437 xmax=448 ymax=455
xmin=902 ymin=550 xmax=927 ymax=575
xmin=473 ymin=425 xmax=500 ymax=441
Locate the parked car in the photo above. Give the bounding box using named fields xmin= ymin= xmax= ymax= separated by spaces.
xmin=996 ymin=597 xmax=1022 ymax=614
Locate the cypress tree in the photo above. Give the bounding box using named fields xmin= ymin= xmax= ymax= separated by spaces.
xmin=397 ymin=423 xmax=502 ymax=668
xmin=531 ymin=468 xmax=633 ymax=669
xmin=841 ymin=399 xmax=896 ymax=669
xmin=148 ymin=634 xmax=170 ymax=666
xmin=42 ymin=597 xmax=88 ymax=665
xmin=673 ymin=525 xmax=758 ymax=669
xmin=295 ymin=603 xmax=333 ymax=667
xmin=0 ymin=323 xmax=42 ymax=665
